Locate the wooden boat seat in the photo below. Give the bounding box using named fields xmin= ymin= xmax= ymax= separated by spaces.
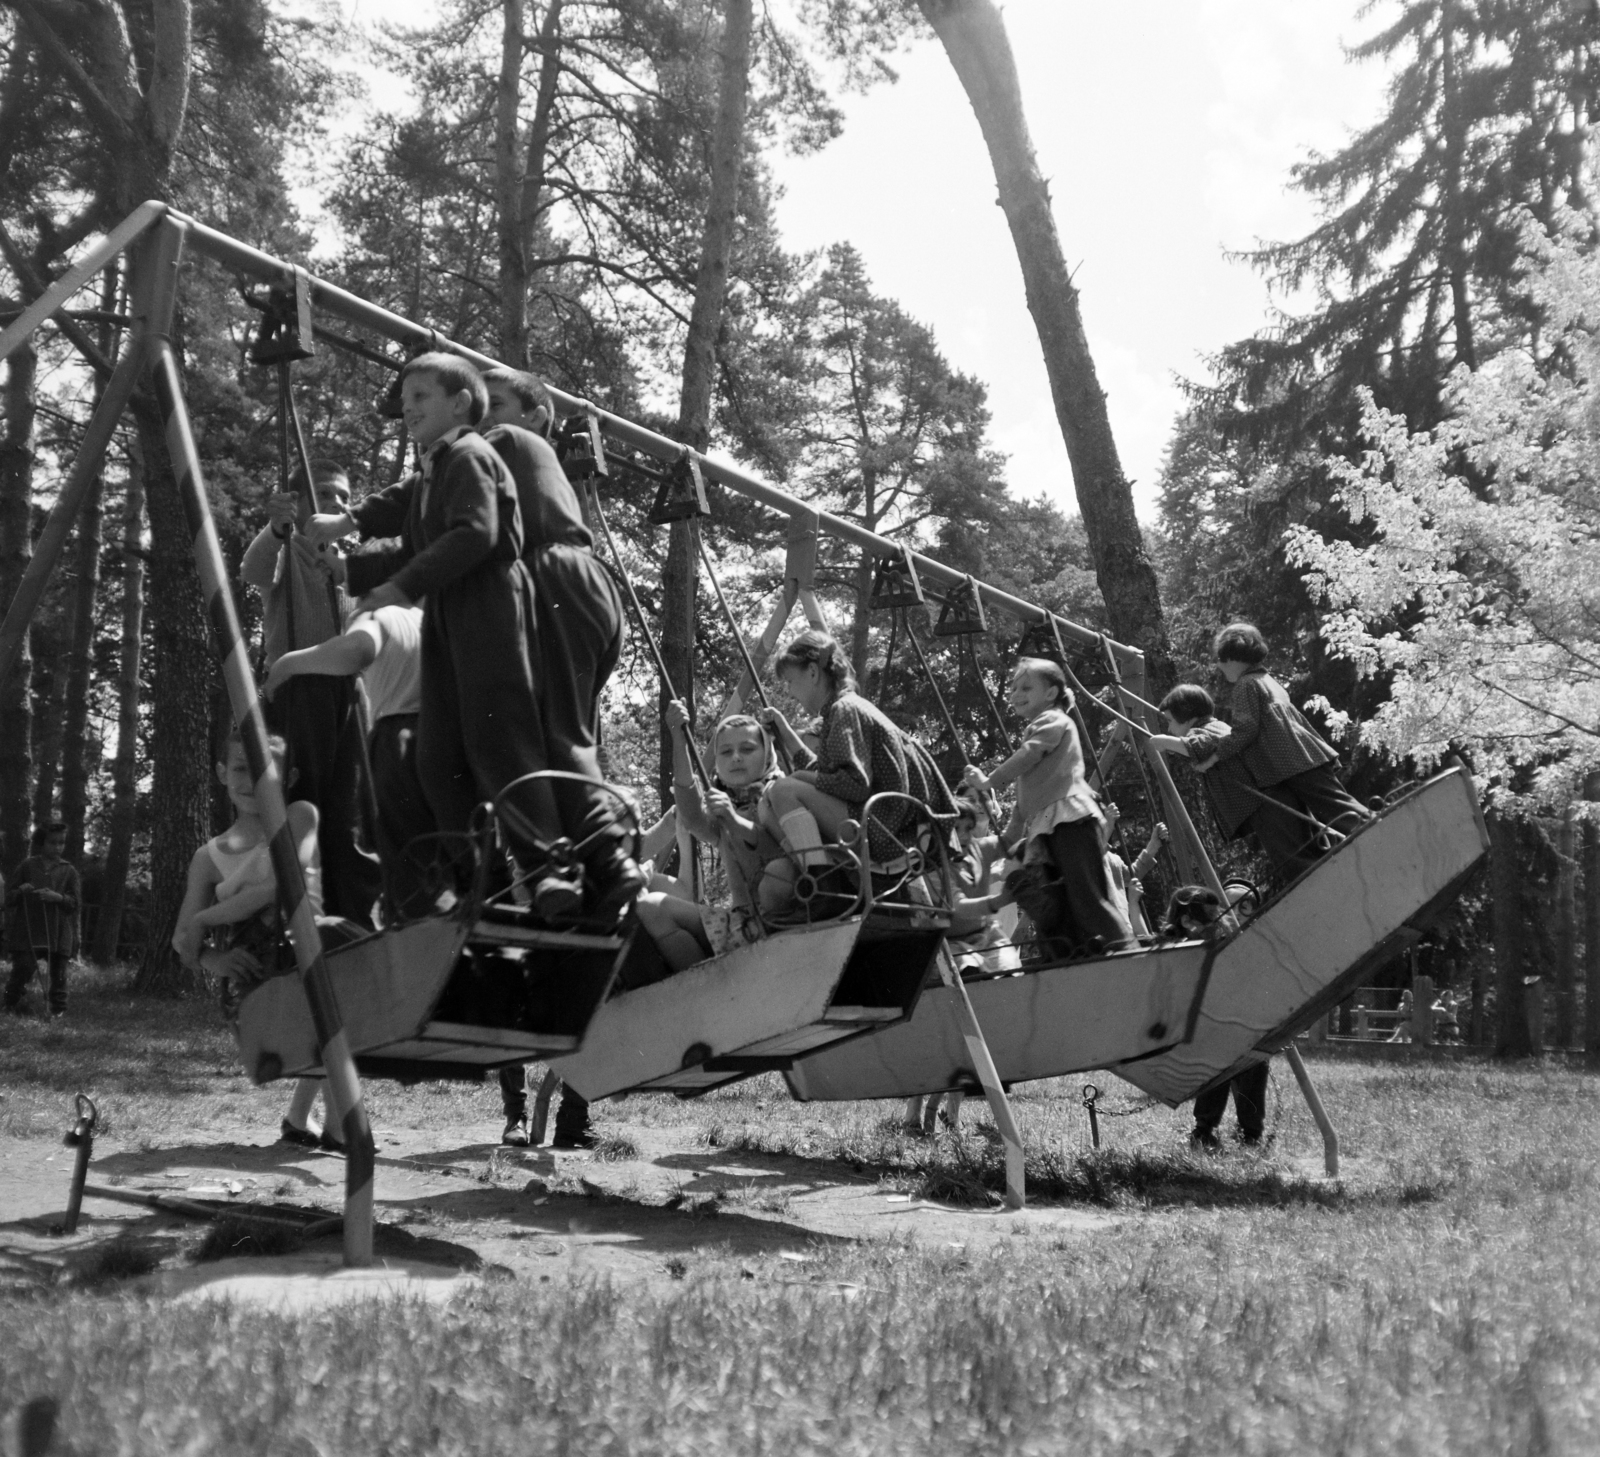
xmin=786 ymin=768 xmax=1489 ymax=1104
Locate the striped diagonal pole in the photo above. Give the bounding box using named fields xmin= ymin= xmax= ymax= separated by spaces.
xmin=150 ymin=338 xmax=375 ymax=1266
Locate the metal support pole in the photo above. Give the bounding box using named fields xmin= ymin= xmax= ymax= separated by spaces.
xmin=938 ymin=950 xmax=1025 ymax=1209
xmin=1284 ymin=1043 xmax=1339 ymax=1177
xmin=149 ymin=332 xmax=375 ymax=1266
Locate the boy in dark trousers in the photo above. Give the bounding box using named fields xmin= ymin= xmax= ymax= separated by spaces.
xmin=305 ymin=353 xmax=562 ymax=905
xmin=479 ymin=368 xmax=640 ymax=921
xmin=481 ymin=369 xmax=633 ymax=1149
xmin=241 ymin=459 xmax=382 ymax=927
xmin=3 ymin=822 xmax=80 ymax=1017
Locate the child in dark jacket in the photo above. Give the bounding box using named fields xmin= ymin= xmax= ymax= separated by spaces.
xmin=964 ymin=657 xmax=1132 ymax=956
xmin=479 ymin=369 xmax=639 ymax=916
xmin=306 ymin=354 xmax=607 ymax=920
xmin=3 ymin=821 xmax=79 ymax=1017
xmin=759 ymin=630 xmax=956 ymax=912
xmin=1150 ymin=681 xmax=1324 ymax=884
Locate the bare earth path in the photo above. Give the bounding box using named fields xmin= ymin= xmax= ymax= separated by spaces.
xmin=0 ymin=1113 xmax=1115 ymax=1304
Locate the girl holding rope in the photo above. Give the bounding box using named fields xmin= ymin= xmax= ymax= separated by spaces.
xmin=634 ymin=702 xmax=784 ymax=971
xmin=963 ymin=658 xmax=1134 ymax=957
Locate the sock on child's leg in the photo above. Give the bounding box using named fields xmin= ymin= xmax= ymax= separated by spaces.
xmin=656 ymin=925 xmax=710 ymax=973
xmin=287 ymin=1077 xmax=321 ymax=1133
xmin=779 ymin=808 xmax=829 ymax=868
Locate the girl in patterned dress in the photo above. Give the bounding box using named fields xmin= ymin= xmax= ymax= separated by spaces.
xmin=633 ymin=703 xmax=784 ymax=970
xmin=758 ymin=630 xmax=957 ymax=908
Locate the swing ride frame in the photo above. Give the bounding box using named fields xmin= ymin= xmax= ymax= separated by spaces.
xmin=1 ymin=203 xmax=1361 ymax=1248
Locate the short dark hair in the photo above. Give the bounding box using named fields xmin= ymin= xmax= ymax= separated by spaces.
xmin=482 ymin=367 xmax=554 ymax=433
xmin=1159 ymin=684 xmax=1214 ymax=724
xmin=288 ymin=458 xmax=350 ymax=498
xmin=1214 ymin=621 xmax=1268 ymax=665
xmin=774 ymin=629 xmax=856 ymax=697
xmin=1162 ymin=883 xmax=1225 ymax=937
xmin=401 ymin=352 xmax=488 ymax=425
xmin=218 ymin=722 xmax=288 ymax=768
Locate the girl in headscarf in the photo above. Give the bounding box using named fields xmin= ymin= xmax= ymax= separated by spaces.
xmin=635 ymin=702 xmax=785 ymax=970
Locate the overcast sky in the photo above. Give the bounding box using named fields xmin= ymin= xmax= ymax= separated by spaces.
xmin=353 ymin=0 xmax=1391 ymax=519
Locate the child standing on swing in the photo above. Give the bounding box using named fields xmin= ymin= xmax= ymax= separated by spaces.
xmin=633 ymin=701 xmax=785 ymax=970
xmin=963 ymin=657 xmax=1133 ymax=956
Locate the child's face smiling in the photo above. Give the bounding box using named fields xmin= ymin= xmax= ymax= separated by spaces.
xmin=218 ymin=742 xmax=258 ymax=817
xmin=1006 ymin=669 xmax=1056 ymax=721
xmin=714 ymin=726 xmax=766 ymax=788
xmin=402 ymin=372 xmax=471 ymax=450
xmin=298 ymin=474 xmax=351 ymax=531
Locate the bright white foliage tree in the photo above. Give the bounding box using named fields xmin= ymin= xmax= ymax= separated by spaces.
xmin=1286 ymin=211 xmax=1600 ymax=807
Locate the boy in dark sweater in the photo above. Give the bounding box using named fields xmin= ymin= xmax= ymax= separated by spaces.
xmin=479 ymin=368 xmax=640 ymax=920
xmin=3 ymin=821 xmax=80 ymax=1017
xmin=304 ymin=353 xmax=561 ymax=905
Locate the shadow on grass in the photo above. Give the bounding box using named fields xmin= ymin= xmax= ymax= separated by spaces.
xmin=380 ymin=1183 xmax=852 ymax=1259
xmin=713 ymin=1126 xmax=1451 ymax=1211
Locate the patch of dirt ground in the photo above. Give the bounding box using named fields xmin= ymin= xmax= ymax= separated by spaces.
xmin=0 ymin=1114 xmax=1114 ymax=1302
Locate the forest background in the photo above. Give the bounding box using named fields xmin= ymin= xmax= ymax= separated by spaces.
xmin=2 ymin=0 xmax=1599 ymax=1058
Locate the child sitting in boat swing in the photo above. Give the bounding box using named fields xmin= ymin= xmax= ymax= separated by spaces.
xmin=756 ymin=630 xmax=959 ymax=915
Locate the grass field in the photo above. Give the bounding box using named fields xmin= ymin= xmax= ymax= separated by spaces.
xmin=4 ymin=965 xmax=1600 ymax=1454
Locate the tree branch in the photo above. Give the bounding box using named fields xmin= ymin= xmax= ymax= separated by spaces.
xmin=9 ymin=0 xmax=136 ymax=149
xmin=0 ymin=217 xmax=115 ymax=378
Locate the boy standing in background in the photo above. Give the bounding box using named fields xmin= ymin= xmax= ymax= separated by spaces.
xmin=3 ymin=822 xmax=80 ymax=1018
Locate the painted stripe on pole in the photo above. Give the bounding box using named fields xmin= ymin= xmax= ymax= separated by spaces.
xmin=938 ymin=952 xmax=1025 ymax=1210
xmin=0 ymin=202 xmax=165 ymax=365
xmin=150 ymin=341 xmax=375 ymax=1267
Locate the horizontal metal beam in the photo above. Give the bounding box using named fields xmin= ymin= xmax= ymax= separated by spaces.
xmin=168 ymin=206 xmax=1137 ymax=663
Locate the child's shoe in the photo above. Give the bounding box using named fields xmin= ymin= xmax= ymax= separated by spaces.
xmin=501 ymin=1115 xmax=530 ymax=1147
xmin=585 ymin=855 xmax=648 ymax=924
xmin=531 ymin=870 xmax=585 ymax=922
xmin=279 ymin=1119 xmax=322 ymax=1149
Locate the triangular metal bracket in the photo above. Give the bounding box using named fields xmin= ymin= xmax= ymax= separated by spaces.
xmin=869 ymin=547 xmax=925 ymax=611
xmin=249 ymin=270 xmax=315 ymax=365
xmin=933 ymin=576 xmax=987 ymax=637
xmin=646 ymin=450 xmax=709 ymax=525
xmin=1016 ymin=614 xmax=1067 ymax=663
xmin=556 ymin=410 xmax=609 ymax=482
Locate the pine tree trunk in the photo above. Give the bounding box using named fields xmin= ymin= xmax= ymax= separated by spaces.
xmin=1556 ymin=803 xmax=1577 ymax=1048
xmin=29 ymin=622 xmax=66 ymax=827
xmin=495 ymin=0 xmax=529 ymax=366
xmin=0 ymin=343 xmax=36 ymax=872
xmin=915 ymin=0 xmax=1173 ymax=691
xmin=131 ymin=396 xmax=213 ymax=997
xmin=849 ymin=546 xmax=875 ymax=687
xmin=91 ymin=447 xmax=146 ymax=966
xmin=59 ymin=470 xmax=104 ymax=864
xmin=1585 ymin=770 xmax=1600 ymax=1055
xmin=1490 ymin=807 xmax=1533 ymax=1057
xmin=659 ymin=0 xmax=754 ymax=801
